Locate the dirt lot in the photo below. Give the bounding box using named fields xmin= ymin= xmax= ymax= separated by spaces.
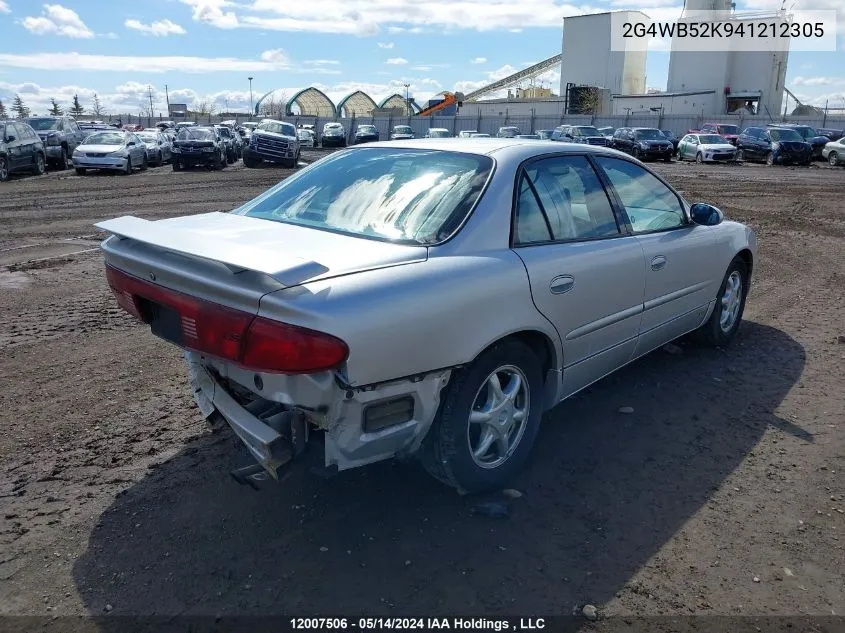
xmin=0 ymin=153 xmax=843 ymax=627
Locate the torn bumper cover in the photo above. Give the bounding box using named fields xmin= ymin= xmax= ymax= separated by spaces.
xmin=185 ymin=351 xmax=451 ymax=479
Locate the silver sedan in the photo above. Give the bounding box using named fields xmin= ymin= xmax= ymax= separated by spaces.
xmin=73 ymin=130 xmax=148 ymax=175
xmin=136 ymin=130 xmax=172 ymax=166
xmin=95 ymin=139 xmax=756 ymax=493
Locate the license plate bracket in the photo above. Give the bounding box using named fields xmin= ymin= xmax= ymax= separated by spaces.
xmin=148 ymin=302 xmax=184 ymax=346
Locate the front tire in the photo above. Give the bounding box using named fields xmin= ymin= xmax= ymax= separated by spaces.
xmin=829 ymin=151 xmax=840 ymax=166
xmin=765 ymin=151 xmax=774 ymax=166
xmin=75 ymin=167 xmax=87 ymax=176
xmin=419 ymin=339 xmax=544 ymax=494
xmin=736 ymin=149 xmax=745 ymax=162
xmin=0 ymin=156 xmax=9 ymax=182
xmin=123 ymin=156 xmax=132 ymax=175
xmin=139 ymin=154 xmax=148 ymax=171
xmin=33 ymin=152 xmax=46 ymax=175
xmin=695 ymin=152 xmax=704 ymax=164
xmin=693 ymin=256 xmax=749 ymax=347
xmin=57 ymin=147 xmax=69 ymax=170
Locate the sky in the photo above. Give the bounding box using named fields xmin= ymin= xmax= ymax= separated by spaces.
xmin=0 ymin=0 xmax=843 ymax=117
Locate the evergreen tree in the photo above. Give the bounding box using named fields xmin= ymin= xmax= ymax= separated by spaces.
xmin=0 ymin=99 xmax=7 ymax=119
xmin=11 ymin=94 xmax=30 ymax=118
xmin=48 ymin=98 xmax=63 ymax=116
xmin=69 ymin=94 xmax=84 ymax=116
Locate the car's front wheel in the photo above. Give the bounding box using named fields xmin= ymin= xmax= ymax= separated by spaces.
xmin=693 ymin=256 xmax=749 ymax=347
xmin=0 ymin=156 xmax=9 ymax=182
xmin=830 ymin=151 xmax=840 ymax=166
xmin=765 ymin=151 xmax=775 ymax=166
xmin=696 ymin=152 xmax=704 ymax=163
xmin=419 ymin=339 xmax=544 ymax=493
xmin=33 ymin=152 xmax=46 ymax=175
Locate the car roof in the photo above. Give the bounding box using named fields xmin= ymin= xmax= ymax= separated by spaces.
xmin=348 ymin=137 xmax=633 ymax=160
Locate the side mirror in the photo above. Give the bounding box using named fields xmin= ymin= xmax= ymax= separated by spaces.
xmin=690 ymin=203 xmax=724 ymax=226
xmin=127 ymin=141 xmax=136 ymax=146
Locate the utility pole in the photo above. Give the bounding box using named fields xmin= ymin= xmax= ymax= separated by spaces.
xmin=147 ymin=85 xmax=155 ymax=121
xmin=403 ymin=82 xmax=410 ymax=116
xmin=165 ymin=83 xmax=170 ymax=113
xmin=248 ymin=77 xmax=254 ymax=117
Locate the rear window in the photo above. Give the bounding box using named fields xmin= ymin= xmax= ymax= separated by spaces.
xmin=634 ymin=129 xmax=664 ymax=140
xmin=768 ymin=128 xmax=802 ymax=142
xmin=236 ymin=148 xmax=494 ymax=245
xmin=178 ymin=128 xmax=215 ymax=140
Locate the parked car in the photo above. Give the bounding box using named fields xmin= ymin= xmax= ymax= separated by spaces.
xmin=736 ymin=126 xmax=812 ymax=165
xmin=611 ymin=127 xmax=674 ymax=161
xmin=171 ymin=126 xmax=228 ymax=171
xmin=390 ymin=125 xmax=415 ymax=140
xmin=767 ymin=123 xmax=831 ymax=160
xmin=697 ymin=123 xmax=741 ymax=146
xmin=822 ymin=137 xmax=845 ymax=166
xmin=321 ymin=122 xmax=347 ymax=148
xmin=469 ymin=133 xmax=491 ymax=137
xmin=496 ymin=126 xmax=521 ymax=138
xmin=516 ymin=134 xmax=541 ymax=139
xmin=243 ymin=119 xmax=300 ymax=168
xmin=175 ymin=122 xmax=198 ymax=131
xmin=676 ymin=133 xmax=737 ymax=163
xmin=94 ymin=139 xmax=756 ymax=493
xmin=457 ymin=130 xmax=478 ymax=138
xmin=553 ymin=125 xmax=609 ymax=146
xmin=536 ymin=129 xmax=554 ymax=140
xmin=214 ymin=125 xmax=239 ymax=163
xmin=354 ymin=124 xmax=380 ymax=144
xmin=25 ymin=115 xmax=86 ymax=170
xmin=660 ymin=130 xmax=680 ymax=152
xmin=817 ymin=127 xmax=844 ymax=142
xmin=597 ymin=126 xmax=615 ymax=140
xmin=0 ymin=120 xmax=47 ymax=181
xmin=424 ymin=128 xmax=451 ymax=138
xmin=72 ymin=129 xmax=148 ymax=175
xmin=135 ymin=130 xmax=172 ymax=166
xmin=297 ymin=128 xmax=316 ymax=148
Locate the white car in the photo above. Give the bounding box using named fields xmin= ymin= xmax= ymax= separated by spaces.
xmin=95 ymin=139 xmax=756 ymax=493
xmin=321 ymin=122 xmax=346 ymax=148
xmin=73 ymin=130 xmax=148 ymax=175
xmin=425 ymin=128 xmax=452 ymax=138
xmin=821 ymin=137 xmax=845 ymax=166
xmin=458 ymin=130 xmax=479 ymax=138
xmin=677 ymin=133 xmax=738 ymax=163
xmin=297 ymin=128 xmax=316 ymax=148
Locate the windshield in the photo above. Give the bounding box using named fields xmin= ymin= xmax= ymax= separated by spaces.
xmin=661 ymin=130 xmax=674 ymax=138
xmin=498 ymin=127 xmax=520 ymax=137
xmin=537 ymin=130 xmax=552 ymax=139
xmin=28 ymin=118 xmax=60 ymax=131
xmin=393 ymin=126 xmax=412 ymax=134
xmin=428 ymin=129 xmax=450 ymax=137
xmin=297 ymin=130 xmax=313 ymax=138
xmin=178 ymin=128 xmax=214 ymax=140
xmin=137 ymin=133 xmax=158 ymax=142
xmin=634 ymin=129 xmax=664 ymax=140
xmin=84 ymin=132 xmax=125 ymax=145
xmin=792 ymin=126 xmax=816 ymax=138
xmin=358 ymin=126 xmax=376 ymax=133
xmin=699 ymin=134 xmax=726 ymax=144
xmin=259 ymin=121 xmax=295 ymax=136
xmin=574 ymin=126 xmax=600 ymax=136
xmin=718 ymin=125 xmax=739 ymax=135
xmin=769 ymin=129 xmax=802 ymax=142
xmin=237 ymin=148 xmax=493 ymax=245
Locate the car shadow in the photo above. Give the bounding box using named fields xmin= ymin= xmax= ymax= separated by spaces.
xmin=72 ymin=321 xmax=806 ymax=619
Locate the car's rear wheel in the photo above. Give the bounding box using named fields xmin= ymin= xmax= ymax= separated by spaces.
xmin=830 ymin=151 xmax=840 ymax=166
xmin=736 ymin=149 xmax=745 ymax=161
xmin=75 ymin=167 xmax=86 ymax=176
xmin=139 ymin=154 xmax=148 ymax=171
xmin=419 ymin=339 xmax=544 ymax=493
xmin=58 ymin=147 xmax=68 ymax=170
xmin=172 ymin=159 xmax=182 ymax=172
xmin=0 ymin=156 xmax=9 ymax=182
xmin=693 ymin=256 xmax=749 ymax=347
xmin=33 ymin=153 xmax=46 ymax=175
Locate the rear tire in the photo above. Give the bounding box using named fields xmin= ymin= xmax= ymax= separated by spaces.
xmin=0 ymin=156 xmax=9 ymax=182
xmin=172 ymin=159 xmax=182 ymax=172
xmin=693 ymin=256 xmax=749 ymax=348
xmin=243 ymin=155 xmax=259 ymax=168
xmin=57 ymin=146 xmax=69 ymax=170
xmin=75 ymin=167 xmax=87 ymax=176
xmin=419 ymin=339 xmax=544 ymax=494
xmin=736 ymin=149 xmax=745 ymax=162
xmin=139 ymin=154 xmax=148 ymax=171
xmin=33 ymin=152 xmax=46 ymax=175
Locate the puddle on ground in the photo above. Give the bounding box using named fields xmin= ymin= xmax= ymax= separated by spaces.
xmin=0 ymin=270 xmax=32 ymax=290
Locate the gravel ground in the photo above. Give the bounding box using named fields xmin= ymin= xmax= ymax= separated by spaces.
xmin=0 ymin=153 xmax=843 ymax=628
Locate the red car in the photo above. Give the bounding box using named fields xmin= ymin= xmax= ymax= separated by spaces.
xmin=697 ymin=122 xmax=741 ymax=146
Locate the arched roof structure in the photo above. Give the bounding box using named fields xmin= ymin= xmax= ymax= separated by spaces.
xmin=283 ymin=87 xmax=336 ymax=117
xmin=378 ymin=93 xmax=420 ymax=113
xmin=336 ymin=91 xmax=378 ymax=117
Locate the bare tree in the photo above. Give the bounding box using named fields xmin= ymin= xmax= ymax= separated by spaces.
xmin=91 ymin=93 xmax=106 ymax=117
xmin=194 ymin=99 xmax=211 ymax=116
xmin=258 ymin=91 xmax=288 ymax=119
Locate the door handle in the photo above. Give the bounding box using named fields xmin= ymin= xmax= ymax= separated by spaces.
xmin=651 ymin=255 xmax=667 ymax=271
xmin=550 ymin=275 xmax=575 ymax=294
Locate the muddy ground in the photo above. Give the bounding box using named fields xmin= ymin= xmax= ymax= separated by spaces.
xmin=0 ymin=153 xmax=843 ymax=629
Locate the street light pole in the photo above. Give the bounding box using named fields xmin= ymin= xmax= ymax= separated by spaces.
xmin=403 ymin=82 xmax=410 ymax=116
xmin=248 ymin=77 xmax=254 ymax=117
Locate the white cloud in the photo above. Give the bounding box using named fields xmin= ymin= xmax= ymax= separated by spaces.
xmin=21 ymin=4 xmax=94 ymax=38
xmin=304 ymin=59 xmax=341 ymax=65
xmin=125 ymin=18 xmax=187 ymax=36
xmin=0 ymin=1 xmax=10 ymax=13
xmin=378 ymin=42 xmax=394 ymax=48
xmin=470 ymin=57 xmax=487 ymax=64
xmin=0 ymin=50 xmax=340 ymax=74
xmin=385 ymin=57 xmax=408 ymax=65
xmin=792 ymin=76 xmax=842 ymax=87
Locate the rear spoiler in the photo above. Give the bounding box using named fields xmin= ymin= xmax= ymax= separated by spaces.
xmin=94 ymin=214 xmax=328 ymax=286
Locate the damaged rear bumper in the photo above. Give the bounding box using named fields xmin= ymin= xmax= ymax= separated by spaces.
xmin=185 ymin=351 xmax=451 ymax=479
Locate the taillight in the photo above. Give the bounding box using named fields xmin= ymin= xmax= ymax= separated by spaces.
xmin=104 ymin=264 xmax=348 ymax=374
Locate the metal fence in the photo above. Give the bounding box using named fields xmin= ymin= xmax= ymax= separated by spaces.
xmin=108 ymin=111 xmax=845 ymax=144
